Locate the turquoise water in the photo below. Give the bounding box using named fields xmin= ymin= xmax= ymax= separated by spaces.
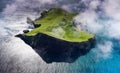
xmin=65 ymin=39 xmax=120 ymax=73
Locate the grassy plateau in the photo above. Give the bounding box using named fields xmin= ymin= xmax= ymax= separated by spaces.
xmin=26 ymin=8 xmax=94 ymax=42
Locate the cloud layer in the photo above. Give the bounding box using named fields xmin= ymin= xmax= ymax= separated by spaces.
xmin=1 ymin=0 xmax=120 ymax=59
xmin=73 ymin=0 xmax=120 ymax=58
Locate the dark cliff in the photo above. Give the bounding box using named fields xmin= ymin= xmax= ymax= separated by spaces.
xmin=16 ymin=33 xmax=95 ymax=63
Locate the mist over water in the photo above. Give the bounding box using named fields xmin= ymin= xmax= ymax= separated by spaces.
xmin=0 ymin=0 xmax=120 ymax=73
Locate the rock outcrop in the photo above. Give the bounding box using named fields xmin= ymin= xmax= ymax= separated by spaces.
xmin=27 ymin=17 xmax=41 ymax=28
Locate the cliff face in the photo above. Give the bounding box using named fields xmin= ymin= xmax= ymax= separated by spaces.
xmin=16 ymin=33 xmax=95 ymax=63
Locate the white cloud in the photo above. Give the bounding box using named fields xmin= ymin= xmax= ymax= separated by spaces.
xmin=2 ymin=0 xmax=57 ymax=16
xmin=73 ymin=0 xmax=120 ymax=38
xmin=3 ymin=4 xmax=17 ymax=15
xmin=102 ymin=0 xmax=120 ymax=20
xmin=61 ymin=5 xmax=71 ymax=12
xmin=89 ymin=0 xmax=100 ymax=10
xmin=97 ymin=41 xmax=113 ymax=58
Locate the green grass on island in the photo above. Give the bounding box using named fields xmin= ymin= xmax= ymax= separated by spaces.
xmin=26 ymin=8 xmax=94 ymax=42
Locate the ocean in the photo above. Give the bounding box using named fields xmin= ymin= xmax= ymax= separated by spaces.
xmin=0 ymin=0 xmax=120 ymax=73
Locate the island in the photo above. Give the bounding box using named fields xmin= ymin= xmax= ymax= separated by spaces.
xmin=16 ymin=8 xmax=95 ymax=63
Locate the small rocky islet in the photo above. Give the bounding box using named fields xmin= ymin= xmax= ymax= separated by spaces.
xmin=16 ymin=8 xmax=95 ymax=63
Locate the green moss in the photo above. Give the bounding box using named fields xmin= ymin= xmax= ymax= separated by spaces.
xmin=26 ymin=8 xmax=94 ymax=42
